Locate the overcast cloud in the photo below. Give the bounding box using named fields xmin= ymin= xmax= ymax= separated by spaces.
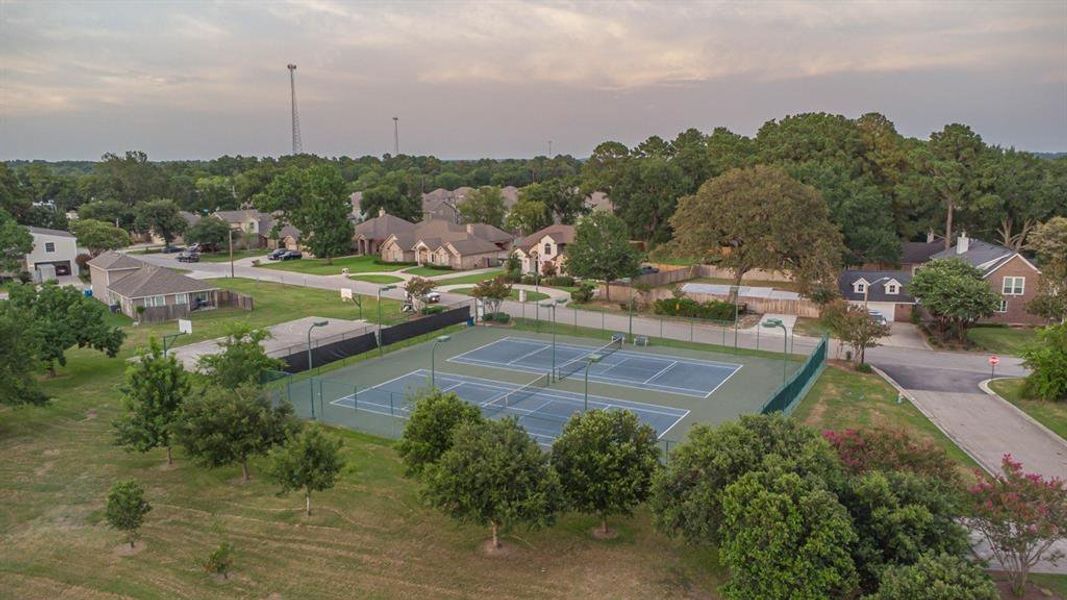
xmin=1 ymin=0 xmax=1064 ymax=160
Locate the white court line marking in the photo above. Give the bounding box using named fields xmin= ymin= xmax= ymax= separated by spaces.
xmin=701 ymin=364 xmax=743 ymax=399
xmin=508 ymin=344 xmax=553 ymax=365
xmin=505 ymin=336 xmax=744 ymax=369
xmin=448 ymin=336 xmax=544 ymax=364
xmin=657 ymin=411 xmax=690 ymax=440
xmin=642 ymin=360 xmax=679 ymax=384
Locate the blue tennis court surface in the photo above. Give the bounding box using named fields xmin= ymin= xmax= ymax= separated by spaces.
xmin=329 ymin=369 xmax=689 ymax=444
xmin=448 ymin=336 xmax=742 ymax=398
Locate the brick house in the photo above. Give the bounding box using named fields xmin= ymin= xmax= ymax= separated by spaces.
xmin=379 ymin=219 xmax=513 ymax=270
xmin=86 ymin=251 xmax=220 ymax=319
xmin=512 ymin=224 xmax=576 ymax=276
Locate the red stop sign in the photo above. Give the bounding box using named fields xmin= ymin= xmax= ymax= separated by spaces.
xmin=989 ymin=355 xmax=1000 ymax=366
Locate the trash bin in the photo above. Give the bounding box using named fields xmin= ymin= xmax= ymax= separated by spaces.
xmin=83 ymin=288 xmax=93 ymax=298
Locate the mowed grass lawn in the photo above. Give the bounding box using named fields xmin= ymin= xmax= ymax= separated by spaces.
xmin=257 ymin=255 xmax=409 ymax=275
xmin=988 ymin=378 xmax=1067 ymax=441
xmin=431 ymin=269 xmax=504 ymax=285
xmin=348 ymin=274 xmax=405 ymax=284
xmin=967 ymin=325 xmax=1038 ymax=355
xmin=452 ymin=287 xmax=550 ymax=302
xmin=198 ymin=249 xmax=269 ymax=263
xmin=404 ymin=265 xmax=454 ymax=277
xmin=0 ymin=290 xmax=727 ymax=598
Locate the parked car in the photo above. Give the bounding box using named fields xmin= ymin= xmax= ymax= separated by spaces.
xmin=161 ymin=245 xmax=184 ymax=254
xmin=267 ymin=248 xmax=288 ymax=260
xmin=637 ymin=264 xmax=660 ymax=276
xmin=425 ymin=291 xmax=441 ymax=304
xmin=176 ymin=250 xmax=200 ymax=263
xmin=279 ymin=250 xmax=302 ymax=261
xmin=868 ymin=310 xmax=889 ymax=327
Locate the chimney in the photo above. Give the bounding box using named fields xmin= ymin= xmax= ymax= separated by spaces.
xmin=956 ymin=231 xmax=969 ymax=255
xmin=378 ymin=208 xmax=386 ymax=218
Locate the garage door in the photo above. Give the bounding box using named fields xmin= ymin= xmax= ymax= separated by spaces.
xmin=35 ymin=260 xmax=72 ymax=276
xmin=864 ymin=301 xmax=900 ymax=322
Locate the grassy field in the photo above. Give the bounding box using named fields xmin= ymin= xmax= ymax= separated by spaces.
xmin=967 ymin=325 xmax=1038 ymax=355
xmin=198 ymin=249 xmax=268 ymax=263
xmin=432 ymin=269 xmax=504 ymax=285
xmin=452 ymin=287 xmax=549 ymax=302
xmin=988 ymin=378 xmax=1067 ymax=441
xmin=793 ymin=363 xmax=981 ymax=471
xmin=348 ymin=274 xmax=405 ymax=284
xmin=404 ymin=265 xmax=453 ymax=277
xmin=257 ymin=255 xmax=407 ymax=275
xmin=793 ymin=317 xmax=830 ymax=337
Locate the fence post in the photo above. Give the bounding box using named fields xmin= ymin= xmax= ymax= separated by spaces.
xmin=573 ymin=307 xmax=578 ymax=333
xmin=309 ymin=379 xmax=317 ymax=420
xmin=389 ymin=392 xmax=394 ymax=416
xmin=353 ymin=385 xmax=358 ymax=412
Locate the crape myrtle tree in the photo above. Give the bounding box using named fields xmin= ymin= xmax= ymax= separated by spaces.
xmin=113 ymin=339 xmax=192 ymax=465
xmin=196 ymin=323 xmax=284 ymax=389
xmin=550 ymin=409 xmax=660 ymax=536
xmin=422 ymin=418 xmax=561 ymax=550
xmin=398 ymin=389 xmax=483 ymax=476
xmin=256 ymin=164 xmax=355 ymax=263
xmin=403 ymin=276 xmax=436 ymax=312
xmin=7 ymin=282 xmax=125 ymax=376
xmin=469 ymin=276 xmax=512 ymax=316
xmin=69 ymin=218 xmax=131 ymax=256
xmin=821 ymin=299 xmax=891 ymax=365
xmin=105 ymin=479 xmax=152 ymax=548
xmin=175 ymin=384 xmax=299 ymax=481
xmin=668 ymin=166 xmax=844 ymax=303
xmin=268 ymin=424 xmax=346 ymax=516
xmin=908 ymin=258 xmax=1000 ymax=343
xmin=563 ymin=211 xmax=640 ymax=301
xmin=133 ymin=198 xmax=187 ymax=245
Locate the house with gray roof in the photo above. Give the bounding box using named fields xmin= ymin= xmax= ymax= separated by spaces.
xmin=379 ymin=218 xmax=513 ymax=270
xmin=512 ymin=224 xmax=576 ymax=276
xmin=352 ymin=210 xmax=415 ymax=255
xmin=837 ymin=270 xmax=915 ymax=322
xmin=86 ymin=251 xmax=220 ymax=321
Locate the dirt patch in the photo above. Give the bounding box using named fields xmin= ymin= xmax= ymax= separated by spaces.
xmin=156 ymin=461 xmax=179 ymax=472
xmin=43 ymin=448 xmax=60 ymax=457
xmin=590 ymin=527 xmax=618 ymax=540
xmin=112 ymin=540 xmax=146 ymax=557
xmin=991 ymin=573 xmax=1063 ymax=600
xmin=83 ymin=409 xmax=97 ymax=421
xmin=34 ymin=461 xmax=55 ymax=477
xmin=211 ymin=573 xmax=233 ymax=584
xmin=262 ymin=593 xmax=283 ymax=600
xmin=481 ymin=539 xmax=517 ymax=557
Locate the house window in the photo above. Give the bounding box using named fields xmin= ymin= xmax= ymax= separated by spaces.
xmin=996 ymin=298 xmax=1008 ymax=313
xmin=174 ymin=293 xmax=189 ymax=305
xmin=44 ymin=242 xmax=55 ymax=253
xmin=853 ymin=281 xmax=867 ymax=295
xmin=885 ymin=282 xmax=900 ymax=295
xmin=1002 ymin=276 xmax=1025 ymax=295
xmin=543 ymin=243 xmax=552 ymax=255
xmin=145 ymin=295 xmax=166 ymax=307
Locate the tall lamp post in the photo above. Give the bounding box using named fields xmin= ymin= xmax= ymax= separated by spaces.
xmin=430 ymin=335 xmax=451 ymax=386
xmin=762 ymin=318 xmax=788 ymax=382
xmin=541 ymin=302 xmax=559 ymax=377
xmin=377 ymin=284 xmax=396 ymax=355
xmin=306 ymin=320 xmax=328 ymax=372
xmin=583 ymin=354 xmax=603 ymax=411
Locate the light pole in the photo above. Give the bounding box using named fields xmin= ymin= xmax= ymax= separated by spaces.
xmin=541 ymin=302 xmax=558 ymax=377
xmin=762 ymin=318 xmax=788 ymax=382
xmin=306 ymin=320 xmax=328 ymax=372
xmin=377 ymin=284 xmax=396 ymax=355
xmin=430 ymin=335 xmax=451 ymax=386
xmin=583 ymin=354 xmax=603 ymax=411
xmin=228 ymin=228 xmax=235 ymax=278
xmin=628 ymin=287 xmax=636 ymax=340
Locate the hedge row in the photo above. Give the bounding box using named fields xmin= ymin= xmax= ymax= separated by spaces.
xmin=652 ymin=297 xmax=736 ymax=321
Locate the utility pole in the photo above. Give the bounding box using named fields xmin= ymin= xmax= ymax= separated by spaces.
xmin=547 ymin=140 xmax=552 ymax=156
xmin=392 ymin=116 xmax=399 ymax=155
xmin=288 ymin=64 xmax=303 ymax=155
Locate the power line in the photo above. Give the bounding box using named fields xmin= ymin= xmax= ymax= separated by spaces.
xmin=288 ymin=64 xmax=303 ymax=155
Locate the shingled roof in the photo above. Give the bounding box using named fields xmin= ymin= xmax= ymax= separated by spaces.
xmin=516 ymin=224 xmax=576 ymax=252
xmin=87 ymin=251 xmax=145 ymax=271
xmin=106 ymin=266 xmax=218 ymax=299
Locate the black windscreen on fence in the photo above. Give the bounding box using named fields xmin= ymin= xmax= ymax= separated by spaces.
xmin=380 ymin=305 xmax=471 ymax=346
xmin=760 ymin=335 xmax=828 ymax=415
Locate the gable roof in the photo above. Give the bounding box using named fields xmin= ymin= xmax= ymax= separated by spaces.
xmin=178 ymin=211 xmax=201 ymax=227
xmin=516 ymin=224 xmax=576 ymax=252
xmin=26 ymin=226 xmax=75 ymax=239
xmin=929 ymin=237 xmax=1015 ymax=274
xmin=87 ymin=250 xmax=145 ymax=271
xmin=446 ymin=237 xmax=499 ymax=255
xmin=900 ymin=241 xmax=943 ymax=265
xmin=838 ymin=270 xmax=915 ymax=303
xmin=107 ymin=266 xmax=219 ymax=299
xmin=353 ymin=213 xmax=415 ymax=241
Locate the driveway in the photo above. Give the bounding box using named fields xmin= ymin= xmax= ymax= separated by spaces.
xmin=879 ymin=322 xmax=929 ymax=350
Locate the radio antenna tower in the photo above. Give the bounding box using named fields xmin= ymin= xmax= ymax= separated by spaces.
xmin=392 ymin=116 xmax=399 ymax=155
xmin=287 ymin=64 xmax=303 ymax=155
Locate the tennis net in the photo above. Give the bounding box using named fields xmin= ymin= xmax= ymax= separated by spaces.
xmin=481 ymin=372 xmax=549 ymax=417
xmin=555 ymin=337 xmax=623 ymax=381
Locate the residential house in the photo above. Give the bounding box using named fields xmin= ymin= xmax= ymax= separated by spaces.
xmin=512 ymin=224 xmax=576 ymax=276
xmin=23 ymin=226 xmax=80 ymax=279
xmin=213 ymin=209 xmax=276 ymax=248
xmin=837 ymin=270 xmax=915 ymax=322
xmin=86 ymin=251 xmax=220 ymax=320
xmin=379 ymin=219 xmax=513 ymax=270
xmin=352 ymin=210 xmax=415 ymax=256
xmin=927 ymin=233 xmax=1045 ymax=326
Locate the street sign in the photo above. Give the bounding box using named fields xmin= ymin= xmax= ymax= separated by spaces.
xmin=989 ymin=355 xmax=1000 ymax=366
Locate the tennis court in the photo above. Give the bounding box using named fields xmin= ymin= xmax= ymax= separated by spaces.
xmin=448 ymin=336 xmax=741 ymax=398
xmin=328 ymin=369 xmax=689 ymax=444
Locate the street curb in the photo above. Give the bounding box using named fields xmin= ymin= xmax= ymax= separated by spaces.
xmin=979 ymin=378 xmax=1067 ymax=447
xmin=868 ymin=365 xmax=996 ymax=475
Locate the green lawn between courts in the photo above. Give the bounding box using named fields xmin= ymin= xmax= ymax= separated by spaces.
xmin=988 ymin=378 xmax=1067 ymax=441
xmin=966 ymin=325 xmax=1038 ymax=355
xmin=256 ymin=255 xmax=410 ymax=275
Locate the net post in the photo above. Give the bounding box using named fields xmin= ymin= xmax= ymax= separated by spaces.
xmin=390 ymin=392 xmax=395 ymax=416
xmin=353 ymin=385 xmax=358 ymax=412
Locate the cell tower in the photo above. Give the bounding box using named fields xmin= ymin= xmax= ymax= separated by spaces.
xmin=287 ymin=64 xmax=303 ymax=155
xmin=392 ymin=116 xmax=399 ymax=155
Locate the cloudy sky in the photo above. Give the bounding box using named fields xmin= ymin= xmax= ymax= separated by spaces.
xmin=1 ymin=1 xmax=1065 ymax=161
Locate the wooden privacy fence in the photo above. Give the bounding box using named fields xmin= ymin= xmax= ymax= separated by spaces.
xmin=597 ymin=282 xmax=821 ymax=318
xmin=139 ymin=290 xmax=254 ymax=323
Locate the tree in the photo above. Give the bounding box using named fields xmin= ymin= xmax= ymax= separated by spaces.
xmin=422 ymin=418 xmax=561 ymax=549
xmin=926 ymin=124 xmax=987 ymax=249
xmin=469 ymin=276 xmax=512 ymax=316
xmin=822 ymin=427 xmax=961 ymax=483
xmin=1027 ymin=217 xmax=1067 ymax=322
xmin=864 ymin=553 xmax=998 ymax=600
xmin=720 ymin=468 xmax=859 ymax=600
xmin=519 ymin=179 xmax=587 ymax=225
xmin=105 ymin=479 xmax=152 ymax=548
xmin=175 ymin=384 xmax=298 ymax=481
xmin=551 ymin=409 xmax=660 ymax=536
xmin=113 ymin=339 xmax=191 ymax=465
xmin=398 ymin=389 xmax=484 ymax=476
xmin=822 ymin=300 xmax=890 ymax=365
xmin=202 ymin=542 xmax=236 ymax=579
xmin=564 ymin=212 xmax=639 ymax=301
xmin=969 ymin=455 xmax=1067 ymax=596
xmin=457 ymin=186 xmax=506 ymax=227
xmin=196 ymin=323 xmax=284 ymax=390
xmin=650 ymin=413 xmax=843 ymax=545
xmin=1020 ymin=323 xmax=1067 ymax=401
xmin=7 ymin=282 xmax=125 ymax=375
xmin=0 ymin=302 xmax=46 ymax=405
xmin=78 ymin=199 xmax=134 ymax=229
xmin=908 ymin=258 xmax=1000 ymax=343
xmin=505 ymin=196 xmax=552 ymax=235
xmin=669 ymin=166 xmax=844 ymax=300
xmin=182 ymin=215 xmax=230 ymax=250
xmin=256 ymin=164 xmax=354 ymax=263
xmin=134 ymin=198 xmax=187 ymax=244
xmin=0 ymin=209 xmax=33 ymax=273
xmin=403 ymin=276 xmax=436 ymax=311
xmin=268 ymin=424 xmax=345 ymax=516
xmin=610 ymin=157 xmax=690 ymax=243
xmin=69 ymin=218 xmax=131 ymax=256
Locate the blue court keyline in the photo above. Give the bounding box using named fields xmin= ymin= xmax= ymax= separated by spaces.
xmin=327 ymin=369 xmax=689 ymax=441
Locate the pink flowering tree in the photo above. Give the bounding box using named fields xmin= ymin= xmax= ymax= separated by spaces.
xmin=969 ymin=455 xmax=1067 ymax=596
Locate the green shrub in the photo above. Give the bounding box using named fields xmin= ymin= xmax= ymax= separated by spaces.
xmin=202 ymin=541 xmax=235 ymax=579
xmin=520 ymin=274 xmax=539 ymax=285
xmin=504 ymin=269 xmax=523 ymax=283
xmin=864 ymin=553 xmax=997 ymax=600
xmin=570 ymin=283 xmax=595 ymax=303
xmin=1021 ymin=323 xmax=1067 ymax=401
xmin=492 ymin=312 xmax=510 ymax=323
xmin=544 ymin=275 xmax=575 ymax=287
xmin=420 ymin=306 xmax=445 ymax=315
xmin=652 ymin=297 xmax=736 ymax=321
